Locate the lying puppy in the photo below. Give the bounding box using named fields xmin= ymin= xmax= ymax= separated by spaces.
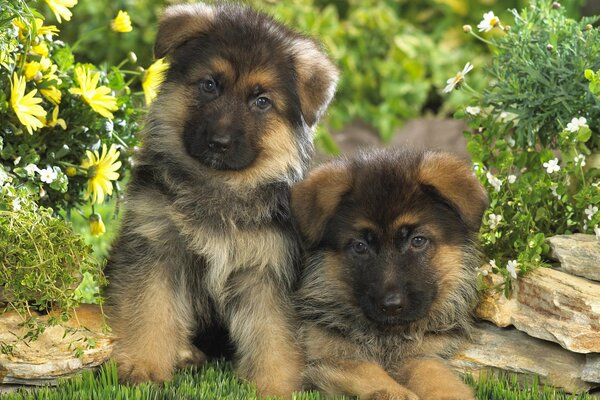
xmin=104 ymin=3 xmax=338 ymax=397
xmin=292 ymin=149 xmax=488 ymax=400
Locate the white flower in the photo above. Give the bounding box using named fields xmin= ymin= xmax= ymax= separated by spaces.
xmin=489 ymin=259 xmax=497 ymax=270
xmin=574 ymin=154 xmax=586 ymax=167
xmin=488 ymin=213 xmax=502 ymax=229
xmin=477 ymin=11 xmax=503 ymax=33
xmin=585 ymin=205 xmax=598 ymax=221
xmin=0 ymin=169 xmax=8 ymax=186
xmin=499 ymin=111 xmax=518 ymax=123
xmin=12 ymin=198 xmax=21 ymax=211
xmin=506 ymin=259 xmax=518 ymax=279
xmin=443 ymin=62 xmax=473 ymax=93
xmin=38 ymin=166 xmax=57 ymax=184
xmin=566 ymin=117 xmax=588 ymax=132
xmin=486 ymin=171 xmax=503 ymax=192
xmin=594 ymin=225 xmax=600 ymax=241
xmin=550 ymin=185 xmax=560 ymax=199
xmin=13 ymin=156 xmax=21 ymax=165
xmin=507 ymin=136 xmax=516 ymax=147
xmin=465 ymin=106 xmax=481 ymax=116
xmin=508 ymin=175 xmax=517 ymax=184
xmin=25 ymin=163 xmax=40 ymax=176
xmin=543 ymin=158 xmax=560 ymax=174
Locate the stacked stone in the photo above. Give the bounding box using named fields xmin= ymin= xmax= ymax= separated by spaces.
xmin=0 ymin=304 xmax=112 ymax=387
xmin=451 ymin=234 xmax=600 ymax=393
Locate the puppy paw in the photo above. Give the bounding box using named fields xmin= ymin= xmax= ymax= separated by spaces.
xmin=370 ymin=388 xmax=420 ymax=400
xmin=176 ymin=344 xmax=207 ymax=369
xmin=418 ymin=382 xmax=474 ymax=400
xmin=116 ymin=358 xmax=173 ymax=384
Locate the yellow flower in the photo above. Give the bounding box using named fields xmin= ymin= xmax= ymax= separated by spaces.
xmin=69 ymin=65 xmax=118 ymax=119
xmin=142 ymin=58 xmax=169 ymax=105
xmin=30 ymin=42 xmax=49 ymax=57
xmin=42 ymin=106 xmax=67 ymax=129
xmin=89 ymin=213 xmax=106 ymax=237
xmin=40 ymin=86 xmax=62 ymax=105
xmin=111 ymin=11 xmax=133 ymax=33
xmin=10 ymin=73 xmax=47 ymax=134
xmin=35 ymin=18 xmax=60 ymax=36
xmin=13 ymin=18 xmax=59 ymax=41
xmin=44 ymin=0 xmax=78 ymax=23
xmin=24 ymin=61 xmax=43 ymax=81
xmin=81 ymin=144 xmax=122 ymax=204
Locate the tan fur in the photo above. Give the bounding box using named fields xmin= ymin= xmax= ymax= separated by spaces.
xmin=291 ymin=162 xmax=352 ymax=245
xmin=154 ymin=3 xmax=215 ymax=58
xmin=293 ymin=150 xmax=486 ymax=400
xmin=110 ymin=267 xmax=195 ymax=383
xmin=223 ymin=119 xmax=303 ymax=188
xmin=106 ymin=4 xmax=339 ymax=397
xmin=396 ymin=358 xmax=475 ymax=400
xmin=419 ymin=152 xmax=488 ymax=231
xmin=290 ymin=38 xmax=339 ymax=125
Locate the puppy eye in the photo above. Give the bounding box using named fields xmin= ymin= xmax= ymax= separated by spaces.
xmin=410 ymin=236 xmax=428 ymax=249
xmin=201 ymin=78 xmax=217 ymax=93
xmin=351 ymin=240 xmax=369 ymax=255
xmin=255 ymin=96 xmax=271 ymax=110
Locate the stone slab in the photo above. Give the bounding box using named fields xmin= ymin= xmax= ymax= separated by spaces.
xmin=0 ymin=304 xmax=113 ymax=385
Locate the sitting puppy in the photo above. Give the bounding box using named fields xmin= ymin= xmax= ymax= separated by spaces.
xmin=291 ymin=149 xmax=488 ymax=400
xmin=104 ymin=2 xmax=338 ymax=397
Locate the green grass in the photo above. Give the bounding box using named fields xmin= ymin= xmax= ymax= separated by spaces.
xmin=1 ymin=361 xmax=593 ymax=400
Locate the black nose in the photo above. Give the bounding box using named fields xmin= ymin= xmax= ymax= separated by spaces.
xmin=380 ymin=292 xmax=404 ymax=315
xmin=208 ymin=134 xmax=231 ymax=153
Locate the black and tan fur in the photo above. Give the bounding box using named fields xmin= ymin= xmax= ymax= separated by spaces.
xmin=104 ymin=3 xmax=338 ymax=397
xmin=291 ymin=149 xmax=488 ymax=400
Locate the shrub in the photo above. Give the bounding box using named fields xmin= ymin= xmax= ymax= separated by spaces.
xmin=0 ymin=0 xmax=164 ymax=228
xmin=0 ymin=184 xmax=101 ymax=352
xmin=449 ymin=0 xmax=600 ymax=293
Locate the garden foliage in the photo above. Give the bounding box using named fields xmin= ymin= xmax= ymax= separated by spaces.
xmin=0 ymin=0 xmax=158 ymax=346
xmin=457 ymin=0 xmax=600 ymax=293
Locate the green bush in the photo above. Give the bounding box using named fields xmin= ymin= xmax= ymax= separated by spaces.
xmin=254 ymin=0 xmax=524 ymax=143
xmin=0 ymin=184 xmax=101 ymax=351
xmin=453 ymin=0 xmax=600 ymax=293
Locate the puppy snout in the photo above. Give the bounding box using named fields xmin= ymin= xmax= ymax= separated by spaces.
xmin=207 ymin=133 xmax=232 ymax=153
xmin=380 ymin=292 xmax=404 ymax=315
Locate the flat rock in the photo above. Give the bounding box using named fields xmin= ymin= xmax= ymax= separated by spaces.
xmin=547 ymin=234 xmax=600 ymax=282
xmin=0 ymin=304 xmax=113 ymax=385
xmin=451 ymin=322 xmax=597 ymax=393
xmin=583 ymin=354 xmax=600 ymax=383
xmin=475 ymin=267 xmax=600 ymax=354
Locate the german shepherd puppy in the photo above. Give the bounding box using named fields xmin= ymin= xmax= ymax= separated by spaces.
xmin=104 ymin=3 xmax=338 ymax=397
xmin=291 ymin=149 xmax=488 ymax=400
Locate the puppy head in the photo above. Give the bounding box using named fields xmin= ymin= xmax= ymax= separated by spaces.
xmin=148 ymin=3 xmax=338 ymax=184
xmin=292 ymin=149 xmax=488 ymax=327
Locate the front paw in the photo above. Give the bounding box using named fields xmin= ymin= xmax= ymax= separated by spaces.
xmin=176 ymin=344 xmax=207 ymax=369
xmin=420 ymin=382 xmax=474 ymax=400
xmin=370 ymin=388 xmax=420 ymax=400
xmin=116 ymin=357 xmax=173 ymax=384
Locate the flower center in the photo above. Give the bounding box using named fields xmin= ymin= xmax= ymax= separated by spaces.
xmin=87 ymin=165 xmax=98 ymax=179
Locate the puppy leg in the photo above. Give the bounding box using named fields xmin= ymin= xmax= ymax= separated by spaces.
xmin=395 ymin=358 xmax=474 ymax=400
xmin=305 ymin=360 xmax=419 ymax=400
xmin=108 ymin=264 xmax=195 ymax=383
xmin=224 ymin=272 xmax=303 ymax=398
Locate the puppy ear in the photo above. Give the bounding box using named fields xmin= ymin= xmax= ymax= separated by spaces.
xmin=291 ymin=162 xmax=351 ymax=246
xmin=419 ymin=152 xmax=489 ymax=232
xmin=154 ymin=3 xmax=215 ymax=58
xmin=291 ymin=38 xmax=339 ymax=127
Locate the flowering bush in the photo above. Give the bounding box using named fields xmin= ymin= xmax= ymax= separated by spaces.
xmin=0 ymin=184 xmax=99 ymax=353
xmin=446 ymin=0 xmax=600 ymax=294
xmin=0 ymin=0 xmax=167 ymax=235
xmin=0 ymin=0 xmax=168 ymax=349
